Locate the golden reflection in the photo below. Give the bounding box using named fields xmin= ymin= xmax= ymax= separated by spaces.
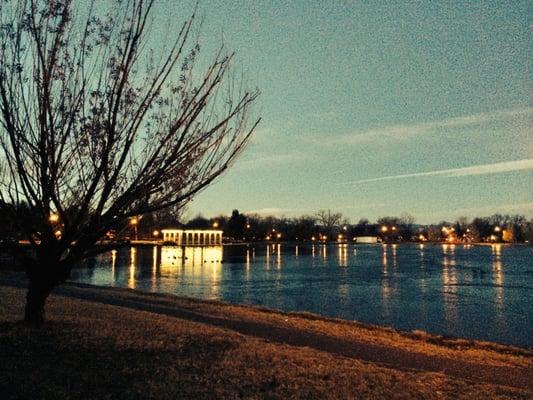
xmin=111 ymin=249 xmax=117 ymax=284
xmin=295 ymin=245 xmax=299 ymax=257
xmin=128 ymin=247 xmax=136 ymax=289
xmin=160 ymin=246 xmax=183 ymax=271
xmin=338 ymin=244 xmax=348 ymax=267
xmin=312 ymin=245 xmax=316 ymax=257
xmin=184 ymin=246 xmax=203 ymax=267
xmin=322 ymin=244 xmax=327 ymax=260
xmin=491 ymin=244 xmax=505 ymax=312
xmin=266 ymin=245 xmax=271 ymax=269
xmin=276 ymin=244 xmax=281 ymax=269
xmin=442 ymin=249 xmax=458 ymax=327
xmin=151 ymin=246 xmax=158 ymax=290
xmin=245 ymin=248 xmax=251 ymax=281
xmin=392 ymin=244 xmax=398 ymax=268
xmin=382 ymin=245 xmax=388 ymax=271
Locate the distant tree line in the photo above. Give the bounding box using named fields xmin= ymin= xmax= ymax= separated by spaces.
xmin=2 ymin=205 xmax=532 ymax=245
xmin=128 ymin=208 xmax=533 ymax=244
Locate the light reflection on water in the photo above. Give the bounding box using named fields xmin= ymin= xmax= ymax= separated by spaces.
xmin=70 ymin=243 xmax=533 ymax=347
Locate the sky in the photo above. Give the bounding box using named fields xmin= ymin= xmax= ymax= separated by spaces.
xmin=155 ymin=0 xmax=532 ymax=223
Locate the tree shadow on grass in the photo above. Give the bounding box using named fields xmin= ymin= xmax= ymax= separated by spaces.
xmin=0 ymin=321 xmax=239 ymax=400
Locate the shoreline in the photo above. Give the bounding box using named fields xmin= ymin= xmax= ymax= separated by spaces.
xmin=1 ymin=271 xmax=531 ymax=398
xmin=2 ymin=270 xmax=531 ymax=351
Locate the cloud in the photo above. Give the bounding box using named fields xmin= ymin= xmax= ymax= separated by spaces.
xmin=244 ymin=207 xmax=311 ymax=216
xmin=245 ymin=203 xmax=386 ymax=216
xmin=320 ymin=107 xmax=533 ymax=146
xmin=342 ymin=159 xmax=533 ymax=185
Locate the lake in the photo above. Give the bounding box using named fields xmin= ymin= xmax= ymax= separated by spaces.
xmin=70 ymin=243 xmax=533 ymax=348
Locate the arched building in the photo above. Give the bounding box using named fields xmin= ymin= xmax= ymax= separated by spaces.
xmin=161 ymin=229 xmax=223 ymax=246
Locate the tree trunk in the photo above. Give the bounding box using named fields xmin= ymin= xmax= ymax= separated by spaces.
xmin=24 ymin=278 xmax=55 ymax=326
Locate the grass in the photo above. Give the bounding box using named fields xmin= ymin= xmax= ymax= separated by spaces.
xmin=0 ymin=281 xmax=531 ymax=399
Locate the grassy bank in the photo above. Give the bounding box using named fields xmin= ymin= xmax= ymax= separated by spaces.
xmin=0 ymin=276 xmax=531 ymax=399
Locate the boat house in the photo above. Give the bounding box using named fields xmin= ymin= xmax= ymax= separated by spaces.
xmin=161 ymin=229 xmax=223 ymax=246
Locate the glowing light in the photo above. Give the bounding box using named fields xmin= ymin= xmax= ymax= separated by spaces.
xmin=311 ymin=236 xmax=316 ymax=241
xmin=381 ymin=226 xmax=388 ymax=232
xmin=276 ymin=233 xmax=282 ymax=239
xmin=54 ymin=230 xmax=62 ymax=238
xmin=153 ymin=230 xmax=159 ymax=237
xmin=130 ymin=217 xmax=138 ymax=225
xmin=391 ymin=226 xmax=397 ymax=231
xmin=49 ymin=213 xmax=59 ymax=223
xmin=246 ymin=223 xmax=251 ymax=229
xmin=494 ymin=226 xmax=501 ymax=232
xmin=212 ymin=221 xmax=219 ymax=228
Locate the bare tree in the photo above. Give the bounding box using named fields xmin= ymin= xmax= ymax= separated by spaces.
xmin=0 ymin=0 xmax=259 ymax=324
xmin=315 ymin=209 xmax=343 ymax=238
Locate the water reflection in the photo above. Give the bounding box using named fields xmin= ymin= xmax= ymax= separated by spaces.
xmin=338 ymin=244 xmax=348 ymax=267
xmin=70 ymin=243 xmax=532 ymax=347
xmin=111 ymin=249 xmax=117 ymax=284
xmin=491 ymin=244 xmax=505 ymax=315
xmin=129 ymin=247 xmax=136 ymax=289
xmin=381 ymin=245 xmax=391 ymax=317
xmin=442 ymin=244 xmax=458 ymax=327
xmin=151 ymin=246 xmax=158 ymax=290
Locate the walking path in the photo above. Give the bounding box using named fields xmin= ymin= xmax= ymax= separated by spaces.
xmin=2 ymin=274 xmax=532 ymax=392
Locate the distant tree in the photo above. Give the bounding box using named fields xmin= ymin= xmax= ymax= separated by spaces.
xmin=427 ymin=225 xmax=441 ymax=242
xmin=291 ymin=215 xmax=318 ymax=241
xmin=469 ymin=218 xmax=491 ymax=242
xmin=315 ymin=209 xmax=343 ymax=239
xmin=353 ymin=218 xmax=370 ymax=236
xmin=185 ymin=214 xmax=211 ymax=229
xmin=0 ymin=0 xmax=259 ymax=324
xmin=523 ymin=220 xmax=533 ymax=244
xmin=226 ymin=209 xmax=246 ymax=240
xmin=398 ymin=213 xmax=415 ymax=240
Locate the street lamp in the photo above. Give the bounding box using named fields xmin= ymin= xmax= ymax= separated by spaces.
xmin=130 ymin=217 xmax=138 ymax=241
xmin=212 ymin=221 xmax=219 ymax=229
xmin=381 ymin=226 xmax=388 ymax=233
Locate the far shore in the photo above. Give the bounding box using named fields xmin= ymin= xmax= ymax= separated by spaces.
xmin=0 ymin=270 xmax=531 ymax=399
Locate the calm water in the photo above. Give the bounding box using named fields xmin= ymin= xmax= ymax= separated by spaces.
xmin=70 ymin=243 xmax=533 ymax=347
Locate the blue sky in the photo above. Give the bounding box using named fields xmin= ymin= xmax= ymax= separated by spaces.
xmin=157 ymin=1 xmax=532 ymax=223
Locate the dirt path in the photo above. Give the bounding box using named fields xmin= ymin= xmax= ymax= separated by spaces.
xmin=3 ymin=276 xmax=532 ymax=391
